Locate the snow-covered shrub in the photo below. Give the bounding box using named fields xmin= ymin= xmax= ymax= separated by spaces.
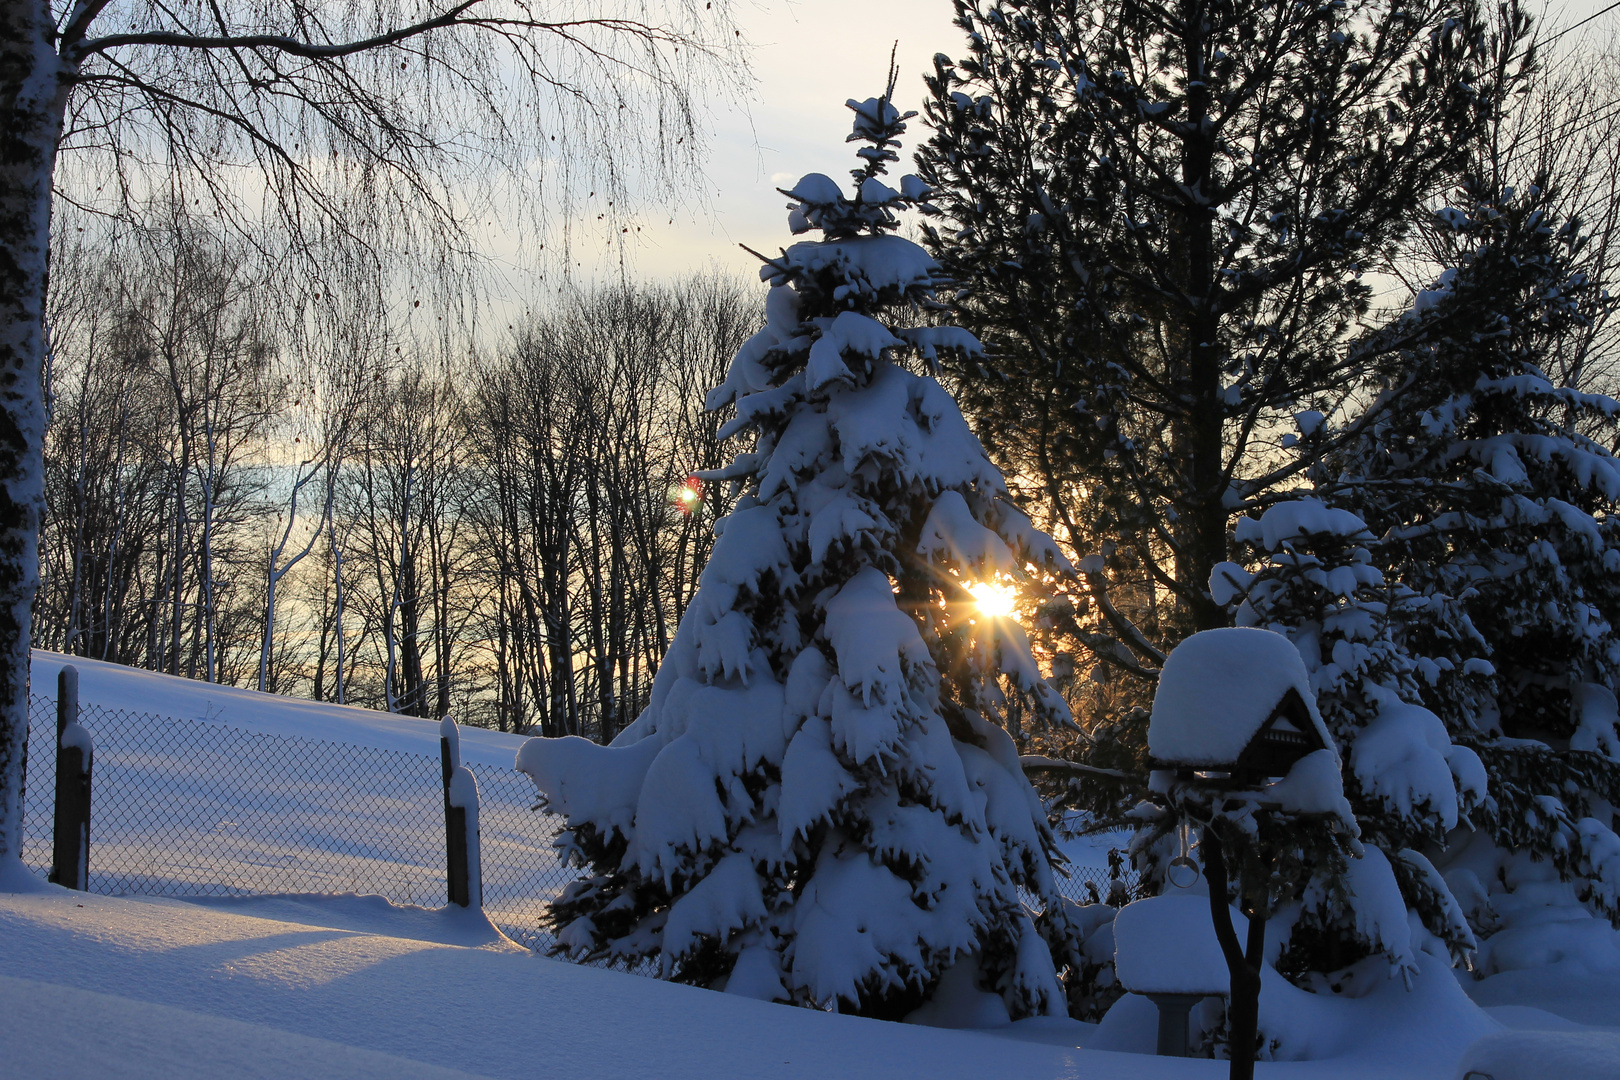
xmin=517 ymin=85 xmax=1084 ymax=1021
xmin=1216 ymin=499 xmax=1486 ymax=971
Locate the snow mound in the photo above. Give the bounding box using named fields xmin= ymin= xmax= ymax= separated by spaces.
xmin=1095 ymin=945 xmax=1497 ymax=1067
xmin=902 ymin=955 xmax=1012 ymax=1029
xmin=1467 ymin=958 xmax=1620 ymax=1029
xmin=0 ymin=855 xmax=62 ymax=895
xmin=1454 ymin=1030 xmax=1620 ymax=1080
xmin=1476 ymin=908 xmax=1620 ymax=979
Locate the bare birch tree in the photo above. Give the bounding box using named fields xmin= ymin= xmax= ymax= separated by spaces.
xmin=39 ymin=217 xmax=273 ymax=680
xmin=0 ymin=0 xmax=745 ymax=857
xmin=257 ymin=309 xmax=376 ymax=692
xmin=461 ymin=276 xmax=750 ymax=739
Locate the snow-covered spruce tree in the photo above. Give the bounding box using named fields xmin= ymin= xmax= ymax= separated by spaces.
xmin=1320 ymin=183 xmax=1620 ymax=947
xmin=517 ymin=89 xmax=1083 ymax=1020
xmin=1213 ymin=501 xmax=1487 ymax=981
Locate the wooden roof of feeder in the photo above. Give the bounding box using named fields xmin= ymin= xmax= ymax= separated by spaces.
xmin=1147 ymin=627 xmax=1334 ymax=777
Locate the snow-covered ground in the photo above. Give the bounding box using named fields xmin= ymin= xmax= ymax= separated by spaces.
xmin=29 ymin=651 xmax=529 ymax=768
xmin=0 ymin=871 xmax=1162 ymax=1080
xmin=3 ymin=873 xmax=1615 ymax=1080
xmin=18 ymin=652 xmax=1125 ymax=949
xmin=6 ymin=653 xmax=1620 ymax=1078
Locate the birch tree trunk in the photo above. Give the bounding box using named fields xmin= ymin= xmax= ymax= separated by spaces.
xmin=331 ymin=522 xmax=346 ymax=705
xmin=258 ymin=463 xmax=325 ymax=692
xmin=0 ymin=0 xmax=65 ymax=858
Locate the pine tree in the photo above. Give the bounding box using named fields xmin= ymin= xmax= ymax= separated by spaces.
xmin=1197 ymin=181 xmax=1620 ymax=989
xmin=517 ymin=82 xmax=1082 ymax=1020
xmin=915 ymin=0 xmax=1510 ymax=648
xmin=906 ymin=0 xmax=1620 ymax=990
xmin=1321 ymin=182 xmax=1620 ymax=945
xmin=909 ymin=0 xmax=1526 ymax=910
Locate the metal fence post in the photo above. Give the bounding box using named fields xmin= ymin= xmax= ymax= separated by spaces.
xmin=49 ymin=666 xmax=92 ymax=890
xmin=440 ymin=717 xmax=472 ymax=908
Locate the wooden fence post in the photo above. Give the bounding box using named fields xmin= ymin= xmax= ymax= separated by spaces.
xmin=49 ymin=666 xmax=92 ymax=890
xmin=439 ymin=716 xmax=480 ymax=908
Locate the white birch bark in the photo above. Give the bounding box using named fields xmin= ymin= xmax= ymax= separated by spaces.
xmin=258 ymin=455 xmax=327 ymax=692
xmin=0 ymin=0 xmax=67 ymax=858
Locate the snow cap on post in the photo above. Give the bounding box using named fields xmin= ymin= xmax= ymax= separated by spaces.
xmin=439 ymin=714 xmax=460 ymax=768
xmin=1148 ymin=628 xmax=1332 ymax=772
xmin=1113 ymin=893 xmax=1240 ymax=996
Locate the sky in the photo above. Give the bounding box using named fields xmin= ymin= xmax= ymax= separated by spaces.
xmin=557 ymin=0 xmax=1620 ymax=287
xmin=569 ymin=0 xmax=960 ymax=284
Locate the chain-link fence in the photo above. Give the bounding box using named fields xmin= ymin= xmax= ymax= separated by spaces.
xmin=19 ymin=692 xmax=1137 ymax=962
xmin=19 ymin=696 xmax=570 ymax=948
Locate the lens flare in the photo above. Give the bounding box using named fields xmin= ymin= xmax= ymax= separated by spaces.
xmin=671 ymin=476 xmax=703 ymax=515
xmin=968 ymin=580 xmax=1018 ymax=619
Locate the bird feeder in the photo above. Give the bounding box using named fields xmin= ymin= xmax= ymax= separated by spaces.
xmin=1138 ymin=629 xmax=1346 ymax=1072
xmin=1113 ymin=894 xmax=1238 ymax=1056
xmin=1147 ymin=627 xmax=1331 ymax=783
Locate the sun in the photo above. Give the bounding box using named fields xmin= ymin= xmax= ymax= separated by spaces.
xmin=670 ymin=476 xmax=703 ymax=515
xmin=967 ymin=580 xmax=1018 ymax=619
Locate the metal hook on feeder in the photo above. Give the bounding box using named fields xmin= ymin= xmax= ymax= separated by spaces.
xmin=1167 ymin=820 xmax=1200 ymax=889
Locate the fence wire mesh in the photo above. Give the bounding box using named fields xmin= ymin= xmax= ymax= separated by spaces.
xmin=20 ymin=693 xmax=1138 ymax=966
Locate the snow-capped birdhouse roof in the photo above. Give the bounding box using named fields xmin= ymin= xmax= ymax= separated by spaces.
xmin=1147 ymin=628 xmax=1331 ymax=773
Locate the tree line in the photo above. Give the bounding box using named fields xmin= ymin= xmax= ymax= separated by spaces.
xmin=37 ymin=217 xmax=753 ymax=740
